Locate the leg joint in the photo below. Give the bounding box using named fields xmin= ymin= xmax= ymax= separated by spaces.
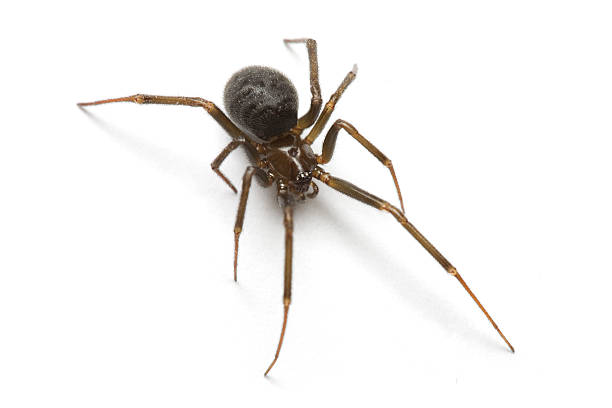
xmin=325 ymin=100 xmax=337 ymax=110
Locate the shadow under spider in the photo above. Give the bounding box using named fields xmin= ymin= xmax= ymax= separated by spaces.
xmin=80 ymin=108 xmax=504 ymax=355
xmin=307 ymin=197 xmax=504 ymax=354
xmin=79 ymin=108 xmax=215 ymax=193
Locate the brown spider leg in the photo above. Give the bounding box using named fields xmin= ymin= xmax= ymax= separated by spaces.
xmin=233 ymin=166 xmax=272 ymax=282
xmin=284 ymin=38 xmax=322 ymax=129
xmin=211 ymin=140 xmax=242 ymax=193
xmin=77 ymin=94 xmax=244 ymax=140
xmin=304 ymin=65 xmax=358 ymax=145
xmin=317 ymin=119 xmax=406 ymax=213
xmin=307 ymin=181 xmax=319 ymax=199
xmin=313 ymin=169 xmax=515 ymax=353
xmin=264 ymin=204 xmax=294 ymax=376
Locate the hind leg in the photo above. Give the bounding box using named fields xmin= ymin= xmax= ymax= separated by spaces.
xmin=284 ymin=38 xmax=322 ymax=129
xmin=78 ymin=94 xmax=244 ymax=140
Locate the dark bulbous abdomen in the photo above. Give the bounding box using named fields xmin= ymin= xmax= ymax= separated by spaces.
xmin=224 ymin=66 xmax=298 ymax=141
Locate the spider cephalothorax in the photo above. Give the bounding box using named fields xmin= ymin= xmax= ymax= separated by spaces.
xmin=262 ymin=135 xmax=318 ymax=197
xmin=294 ymin=171 xmax=312 ymax=192
xmin=78 ymin=38 xmax=514 ymax=377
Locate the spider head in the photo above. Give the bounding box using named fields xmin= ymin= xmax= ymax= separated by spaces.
xmin=292 ymin=171 xmax=312 ymax=193
xmin=277 ymin=172 xmax=312 ymax=206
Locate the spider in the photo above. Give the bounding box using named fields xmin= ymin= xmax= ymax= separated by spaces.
xmin=78 ymin=38 xmax=514 ymax=375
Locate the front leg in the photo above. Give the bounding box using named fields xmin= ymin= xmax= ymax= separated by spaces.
xmin=317 ymin=119 xmax=406 ymax=213
xmin=313 ymin=168 xmax=515 ymax=353
xmin=78 ymin=94 xmax=244 ymax=140
xmin=264 ymin=204 xmax=294 ymax=376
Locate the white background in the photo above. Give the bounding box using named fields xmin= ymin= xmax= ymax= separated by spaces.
xmin=1 ymin=1 xmax=611 ymax=407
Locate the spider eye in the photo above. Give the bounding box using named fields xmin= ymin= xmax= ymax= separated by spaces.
xmin=294 ymin=171 xmax=312 ymax=192
xmin=295 ymin=171 xmax=311 ymax=183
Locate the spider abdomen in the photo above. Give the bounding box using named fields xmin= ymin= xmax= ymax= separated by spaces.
xmin=223 ymin=66 xmax=298 ymax=141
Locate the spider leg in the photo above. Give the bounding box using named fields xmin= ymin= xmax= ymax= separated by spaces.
xmin=211 ymin=140 xmax=242 ymax=193
xmin=264 ymin=204 xmax=294 ymax=376
xmin=77 ymin=94 xmax=244 ymax=140
xmin=284 ymin=38 xmax=322 ymax=129
xmin=313 ymin=168 xmax=515 ymax=353
xmin=233 ymin=166 xmax=272 ymax=282
xmin=304 ymin=65 xmax=357 ymax=145
xmin=317 ymin=119 xmax=406 ymax=213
